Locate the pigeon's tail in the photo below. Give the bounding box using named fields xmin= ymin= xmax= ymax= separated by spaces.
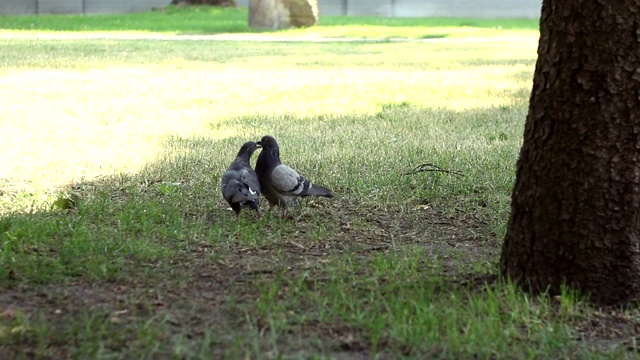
xmin=305 ymin=184 xmax=334 ymax=198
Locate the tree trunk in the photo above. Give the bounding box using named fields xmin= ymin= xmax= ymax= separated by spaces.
xmin=500 ymin=1 xmax=640 ymax=305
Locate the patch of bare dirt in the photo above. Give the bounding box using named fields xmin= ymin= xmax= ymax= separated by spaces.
xmin=2 ymin=201 xmax=635 ymax=357
xmin=0 ymin=200 xmax=501 ymax=356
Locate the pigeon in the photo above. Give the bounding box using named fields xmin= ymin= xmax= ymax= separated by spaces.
xmin=255 ymin=135 xmax=333 ymax=218
xmin=221 ymin=141 xmax=262 ymax=219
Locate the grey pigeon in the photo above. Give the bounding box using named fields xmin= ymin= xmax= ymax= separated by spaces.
xmin=255 ymin=135 xmax=333 ymax=218
xmin=221 ymin=141 xmax=262 ymax=219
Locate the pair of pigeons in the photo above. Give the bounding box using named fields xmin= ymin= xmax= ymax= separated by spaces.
xmin=221 ymin=135 xmax=333 ymax=219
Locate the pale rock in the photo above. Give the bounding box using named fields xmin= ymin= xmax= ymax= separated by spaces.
xmin=249 ymin=0 xmax=318 ymax=29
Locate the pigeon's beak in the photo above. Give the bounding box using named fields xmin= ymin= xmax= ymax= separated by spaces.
xmin=256 ymin=144 xmax=262 ymax=149
xmin=256 ymin=141 xmax=262 ymax=147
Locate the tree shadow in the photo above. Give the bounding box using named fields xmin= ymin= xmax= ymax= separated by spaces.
xmin=0 ymin=106 xmax=519 ymax=357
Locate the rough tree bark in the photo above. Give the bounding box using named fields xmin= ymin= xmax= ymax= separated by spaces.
xmin=500 ymin=1 xmax=640 ymax=305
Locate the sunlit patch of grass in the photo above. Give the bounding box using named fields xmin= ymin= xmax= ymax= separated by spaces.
xmin=0 ymin=67 xmax=240 ymax=198
xmin=282 ymin=25 xmax=537 ymax=40
xmin=0 ymin=37 xmax=535 ymax=213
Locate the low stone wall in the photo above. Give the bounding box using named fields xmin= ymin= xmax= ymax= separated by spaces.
xmin=0 ymin=0 xmax=170 ymax=15
xmin=1 ymin=0 xmax=36 ymax=14
xmin=239 ymin=0 xmax=541 ymax=18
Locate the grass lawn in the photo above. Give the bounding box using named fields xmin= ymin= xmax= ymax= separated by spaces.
xmin=1 ymin=7 xmax=639 ymax=359
xmin=0 ymin=5 xmax=539 ymax=39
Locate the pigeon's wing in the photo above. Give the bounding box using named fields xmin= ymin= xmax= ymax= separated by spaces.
xmin=238 ymin=168 xmax=261 ymax=200
xmin=270 ymin=164 xmax=311 ymax=196
xmin=222 ymin=166 xmax=257 ymax=201
xmin=221 ymin=169 xmax=242 ymax=203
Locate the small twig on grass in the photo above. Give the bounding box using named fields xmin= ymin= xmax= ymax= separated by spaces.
xmin=403 ymin=163 xmax=465 ymax=177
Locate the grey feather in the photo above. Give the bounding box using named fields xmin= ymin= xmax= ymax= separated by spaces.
xmin=221 ymin=142 xmax=262 ymax=218
xmin=256 ymin=135 xmax=333 ymax=217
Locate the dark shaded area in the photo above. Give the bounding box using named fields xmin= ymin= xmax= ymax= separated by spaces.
xmin=0 ymin=123 xmax=501 ymax=357
xmin=459 ymin=58 xmax=536 ymax=68
xmin=3 ymin=106 xmax=636 ymax=357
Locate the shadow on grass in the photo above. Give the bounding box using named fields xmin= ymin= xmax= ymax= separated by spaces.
xmin=459 ymin=58 xmax=536 ymax=68
xmin=418 ymin=34 xmax=448 ymax=39
xmin=2 ymin=106 xmax=632 ymax=358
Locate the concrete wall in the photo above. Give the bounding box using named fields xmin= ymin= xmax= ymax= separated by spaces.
xmin=320 ymin=0 xmax=541 ymax=18
xmin=0 ymin=0 xmax=170 ymax=15
xmin=237 ymin=0 xmax=542 ymax=18
xmin=84 ymin=0 xmax=169 ymax=14
xmin=0 ymin=0 xmax=37 ymax=15
xmin=39 ymin=0 xmax=83 ymax=14
xmin=237 ymin=0 xmax=540 ymax=18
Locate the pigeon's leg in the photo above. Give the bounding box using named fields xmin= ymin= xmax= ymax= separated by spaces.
xmin=251 ymin=203 xmax=262 ymax=219
xmin=231 ymin=204 xmax=241 ymax=219
xmin=282 ymin=207 xmax=289 ymax=219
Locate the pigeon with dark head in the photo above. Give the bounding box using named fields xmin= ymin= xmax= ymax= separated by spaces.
xmin=221 ymin=141 xmax=262 ymax=219
xmin=255 ymin=135 xmax=333 ymax=218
